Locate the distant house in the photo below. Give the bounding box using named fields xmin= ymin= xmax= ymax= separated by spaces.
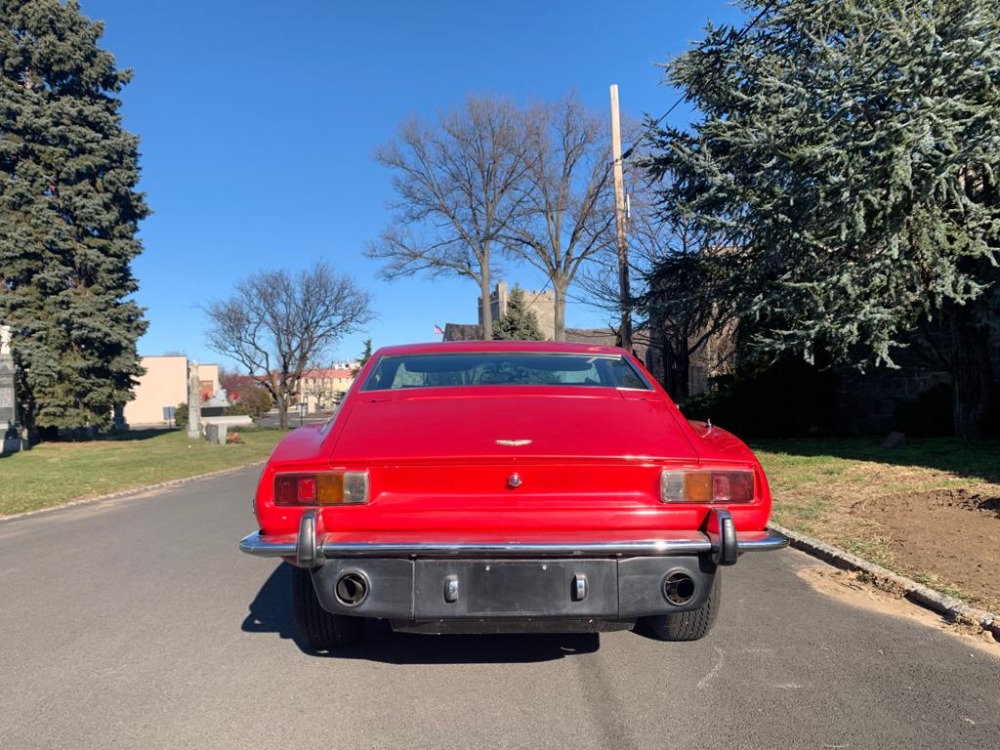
xmin=297 ymin=365 xmax=358 ymax=412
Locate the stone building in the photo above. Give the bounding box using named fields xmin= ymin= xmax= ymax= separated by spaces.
xmin=834 ymin=326 xmax=1000 ymax=434
xmin=478 ymin=281 xmax=557 ymax=340
xmin=643 ymin=320 xmax=739 ymax=401
xmin=445 ymin=282 xmax=652 ymax=362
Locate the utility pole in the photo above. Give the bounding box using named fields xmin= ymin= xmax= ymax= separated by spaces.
xmin=610 ymin=84 xmax=632 ymax=353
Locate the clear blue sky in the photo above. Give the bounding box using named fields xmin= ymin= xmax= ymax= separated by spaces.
xmin=78 ymin=0 xmax=745 ymax=369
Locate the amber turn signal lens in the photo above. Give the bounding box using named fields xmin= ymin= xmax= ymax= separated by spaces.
xmin=684 ymin=472 xmax=713 ymax=502
xmin=316 ymin=473 xmax=344 ymax=504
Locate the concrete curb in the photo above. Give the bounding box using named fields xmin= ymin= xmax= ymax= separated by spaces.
xmin=769 ymin=521 xmax=1000 ymax=642
xmin=0 ymin=461 xmax=266 ymax=524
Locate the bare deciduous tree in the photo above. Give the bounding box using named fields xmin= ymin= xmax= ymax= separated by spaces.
xmin=366 ymin=96 xmax=530 ymax=338
xmin=503 ymin=96 xmax=615 ymax=341
xmin=205 ymin=262 xmax=374 ymax=428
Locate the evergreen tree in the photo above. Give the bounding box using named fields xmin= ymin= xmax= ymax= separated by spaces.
xmin=351 ymin=338 xmax=372 ymax=377
xmin=649 ymin=0 xmax=1000 ymax=438
xmin=0 ymin=0 xmax=148 ymax=436
xmin=357 ymin=338 xmax=373 ymax=368
xmin=493 ymin=286 xmax=546 ymax=340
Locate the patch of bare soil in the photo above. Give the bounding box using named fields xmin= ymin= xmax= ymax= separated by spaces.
xmin=852 ymin=488 xmax=1000 ymax=614
xmin=798 ymin=567 xmax=999 ymax=657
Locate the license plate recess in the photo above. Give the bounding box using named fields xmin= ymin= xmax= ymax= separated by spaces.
xmin=413 ymin=559 xmax=618 ymax=619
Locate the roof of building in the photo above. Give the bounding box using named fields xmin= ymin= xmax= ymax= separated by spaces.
xmin=443 ymin=323 xmax=627 ymax=347
xmin=442 ymin=323 xmax=483 ymax=341
xmin=564 ymin=328 xmax=619 ymax=346
xmin=300 ymin=368 xmax=355 ymax=379
xmin=373 ymin=339 xmax=628 ymax=358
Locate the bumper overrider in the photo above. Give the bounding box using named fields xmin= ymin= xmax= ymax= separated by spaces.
xmin=240 ymin=508 xmax=787 ymax=622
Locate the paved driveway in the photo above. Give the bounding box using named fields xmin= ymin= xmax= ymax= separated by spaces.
xmin=0 ymin=470 xmax=996 ymax=749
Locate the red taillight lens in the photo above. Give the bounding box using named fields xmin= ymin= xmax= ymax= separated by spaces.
xmin=660 ymin=470 xmax=755 ymax=503
xmin=713 ymin=472 xmax=754 ymax=502
xmin=273 ymin=471 xmax=369 ymax=506
xmin=274 ymin=475 xmax=299 ymax=505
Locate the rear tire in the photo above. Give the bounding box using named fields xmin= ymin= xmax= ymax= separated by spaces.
xmin=641 ymin=570 xmax=721 ymax=642
xmin=291 ymin=565 xmax=362 ymax=651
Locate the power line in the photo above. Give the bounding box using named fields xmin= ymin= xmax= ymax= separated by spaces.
xmin=648 ymin=0 xmax=781 ymax=131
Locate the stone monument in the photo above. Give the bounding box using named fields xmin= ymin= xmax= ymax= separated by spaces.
xmin=0 ymin=325 xmax=23 ymax=453
xmin=187 ymin=360 xmax=202 ymax=439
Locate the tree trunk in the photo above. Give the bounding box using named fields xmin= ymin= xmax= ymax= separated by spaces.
xmin=268 ymin=373 xmax=288 ymax=430
xmin=672 ymin=341 xmax=691 ymax=403
xmin=948 ymin=305 xmax=993 ymax=441
xmin=552 ymin=278 xmax=567 ymax=342
xmin=479 ymin=271 xmax=493 ymax=340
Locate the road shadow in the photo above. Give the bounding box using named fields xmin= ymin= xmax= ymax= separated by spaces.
xmin=752 ymin=436 xmax=1000 ymax=483
xmin=242 ymin=562 xmax=601 ymax=664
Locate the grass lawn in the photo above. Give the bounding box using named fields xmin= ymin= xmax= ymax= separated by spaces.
xmin=754 ymin=437 xmax=1000 ymax=614
xmin=0 ymin=428 xmax=286 ymax=518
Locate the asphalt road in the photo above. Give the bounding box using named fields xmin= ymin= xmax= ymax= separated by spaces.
xmin=1 ymin=470 xmax=997 ymax=750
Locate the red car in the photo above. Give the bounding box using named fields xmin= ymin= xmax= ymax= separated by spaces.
xmin=240 ymin=341 xmax=786 ymax=649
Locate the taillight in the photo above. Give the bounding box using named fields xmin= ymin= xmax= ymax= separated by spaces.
xmin=660 ymin=470 xmax=754 ymax=503
xmin=274 ymin=471 xmax=369 ymax=506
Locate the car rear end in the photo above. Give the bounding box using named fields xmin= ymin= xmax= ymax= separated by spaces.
xmin=240 ymin=343 xmax=787 ymax=643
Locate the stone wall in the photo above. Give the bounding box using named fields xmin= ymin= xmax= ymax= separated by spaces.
xmin=836 ymin=365 xmax=953 ymax=434
xmin=646 ymin=316 xmax=999 ymax=435
xmin=835 ymin=322 xmax=1000 ymax=434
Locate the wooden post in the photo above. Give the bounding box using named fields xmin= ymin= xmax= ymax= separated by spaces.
xmin=610 ymin=84 xmax=632 ymax=353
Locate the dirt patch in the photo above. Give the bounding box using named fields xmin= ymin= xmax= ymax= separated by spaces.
xmin=852 ymin=488 xmax=1000 ymax=614
xmin=797 ymin=567 xmax=999 ymax=657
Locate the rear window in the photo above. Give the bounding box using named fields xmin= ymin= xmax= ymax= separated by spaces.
xmin=362 ymin=352 xmax=651 ymax=391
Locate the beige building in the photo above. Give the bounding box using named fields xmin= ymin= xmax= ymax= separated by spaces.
xmin=298 ymin=366 xmax=356 ymax=412
xmin=124 ymin=356 xmax=220 ymax=426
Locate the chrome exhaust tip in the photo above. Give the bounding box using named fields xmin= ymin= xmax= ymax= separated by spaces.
xmin=335 ymin=572 xmax=369 ymax=607
xmin=662 ymin=571 xmax=697 ymax=606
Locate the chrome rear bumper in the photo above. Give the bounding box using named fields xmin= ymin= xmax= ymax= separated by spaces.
xmin=239 ymin=508 xmax=788 ymax=565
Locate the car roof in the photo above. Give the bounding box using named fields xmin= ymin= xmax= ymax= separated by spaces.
xmin=372 ymin=340 xmax=628 ymax=358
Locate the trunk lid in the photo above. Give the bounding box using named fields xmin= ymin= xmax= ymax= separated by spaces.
xmin=330 ymin=389 xmax=699 ymax=464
